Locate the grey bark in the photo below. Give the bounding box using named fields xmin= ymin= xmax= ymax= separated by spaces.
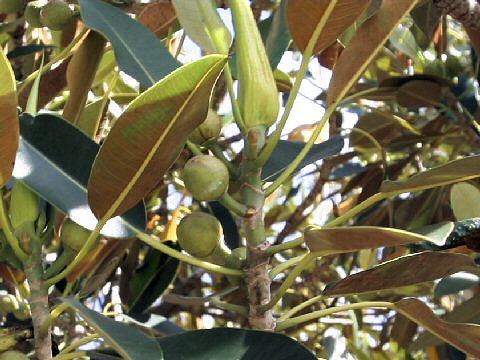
xmin=434 ymin=0 xmax=480 ymax=29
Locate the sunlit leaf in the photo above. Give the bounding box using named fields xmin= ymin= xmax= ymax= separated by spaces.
xmin=88 ymin=55 xmax=226 ymax=219
xmin=287 ymin=0 xmax=370 ymax=54
xmin=62 ymin=297 xmax=163 ymax=360
xmin=79 ymin=0 xmax=179 ymax=87
xmin=0 ymin=50 xmax=19 ymax=186
xmin=172 ymin=0 xmax=231 ymax=54
xmin=394 ymin=298 xmax=480 ymax=357
xmin=450 ymin=182 xmax=480 ymax=220
xmin=328 ymin=0 xmax=420 ymax=104
xmin=305 ymin=226 xmax=437 ymax=255
xmin=323 ymin=252 xmax=478 ymax=296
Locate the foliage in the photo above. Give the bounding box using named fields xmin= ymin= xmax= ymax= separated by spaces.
xmin=0 ymin=0 xmax=480 ymax=359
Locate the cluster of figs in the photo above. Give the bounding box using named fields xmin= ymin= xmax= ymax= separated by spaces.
xmin=0 ymin=0 xmax=73 ymax=31
xmin=178 ymin=110 xmax=246 ymax=273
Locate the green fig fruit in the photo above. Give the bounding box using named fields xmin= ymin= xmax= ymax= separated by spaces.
xmin=0 ymin=0 xmax=24 ymax=14
xmin=183 ymin=155 xmax=229 ymax=201
xmin=0 ymin=294 xmax=19 ymax=313
xmin=12 ymin=302 xmax=30 ymax=321
xmin=189 ymin=109 xmax=222 ymax=145
xmin=0 ymin=351 xmax=29 ymax=360
xmin=40 ymin=0 xmax=72 ymax=30
xmin=177 ymin=212 xmax=222 ymax=258
xmin=24 ymin=1 xmax=44 ymax=27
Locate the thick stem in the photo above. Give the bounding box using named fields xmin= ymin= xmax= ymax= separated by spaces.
xmin=241 ymin=127 xmax=274 ymax=330
xmin=23 ymin=232 xmax=51 ymax=360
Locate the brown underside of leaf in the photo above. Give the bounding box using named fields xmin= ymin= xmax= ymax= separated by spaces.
xmin=395 ymin=298 xmax=480 ymax=357
xmin=323 ymin=252 xmax=478 ymax=296
xmin=63 ymin=30 xmax=106 ymax=124
xmin=138 ymin=2 xmax=177 ymax=37
xmin=328 ymin=0 xmax=420 ymax=104
xmin=88 ymin=56 xmax=226 ymax=219
xmin=380 ymin=155 xmax=480 ymax=194
xmin=18 ymin=59 xmax=70 ymax=110
xmin=304 ymin=226 xmax=430 ymax=255
xmin=0 ymin=94 xmax=19 ymax=186
xmin=287 ymin=0 xmax=370 ymax=54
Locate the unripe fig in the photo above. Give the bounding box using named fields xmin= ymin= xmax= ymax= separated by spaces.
xmin=0 ymin=351 xmax=29 ymax=360
xmin=60 ymin=219 xmax=97 ymax=252
xmin=189 ymin=109 xmax=222 ymax=145
xmin=9 ymin=180 xmax=39 ymax=232
xmin=40 ymin=0 xmax=72 ymax=31
xmin=183 ymin=155 xmax=229 ymax=201
xmin=0 ymin=0 xmax=24 ymax=14
xmin=0 ymin=294 xmax=19 ymax=313
xmin=176 ymin=212 xmax=222 ymax=258
xmin=12 ymin=302 xmax=30 ymax=321
xmin=24 ymin=1 xmax=44 ymax=28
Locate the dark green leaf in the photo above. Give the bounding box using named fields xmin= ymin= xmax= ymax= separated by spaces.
xmin=62 ymin=297 xmax=163 ymax=360
xmin=13 ymin=113 xmax=146 ymax=238
xmin=411 ymin=0 xmax=442 ymax=40
xmin=207 ymin=202 xmax=240 ymax=250
xmin=6 ymin=44 xmax=54 ymax=59
xmin=435 ymin=272 xmax=480 ymax=297
xmin=262 ymin=136 xmax=344 ymax=181
xmin=127 ymin=242 xmax=179 ymax=314
xmin=157 ymin=328 xmax=316 ymax=360
xmin=79 ymin=0 xmax=179 ymax=88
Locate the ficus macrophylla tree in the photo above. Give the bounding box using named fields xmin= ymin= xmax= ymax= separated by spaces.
xmin=1 ymin=0 xmax=480 ymax=359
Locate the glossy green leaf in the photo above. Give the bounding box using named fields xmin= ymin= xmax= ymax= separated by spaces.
xmin=450 ymin=182 xmax=480 ymax=220
xmin=389 ymin=24 xmax=422 ymax=61
xmin=157 ymin=328 xmax=316 ymax=359
xmin=380 ymin=155 xmax=480 ymax=194
xmin=435 ymin=272 xmax=480 ymax=297
xmin=127 ymin=243 xmax=180 ymax=314
xmin=0 ymin=50 xmax=19 ymax=186
xmin=62 ymin=297 xmax=163 ymax=360
xmin=305 ymin=225 xmax=437 ymax=255
xmin=323 ymin=252 xmax=478 ymax=296
xmin=88 ymin=55 xmax=227 ymax=219
xmin=262 ymin=136 xmax=344 ymax=181
xmin=79 ymin=0 xmax=179 ymax=88
xmin=394 ymin=298 xmax=480 ymax=357
xmin=13 ymin=113 xmax=145 ymax=238
xmin=172 ymin=0 xmax=231 ymax=54
xmin=410 ymin=222 xmax=453 ymax=247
